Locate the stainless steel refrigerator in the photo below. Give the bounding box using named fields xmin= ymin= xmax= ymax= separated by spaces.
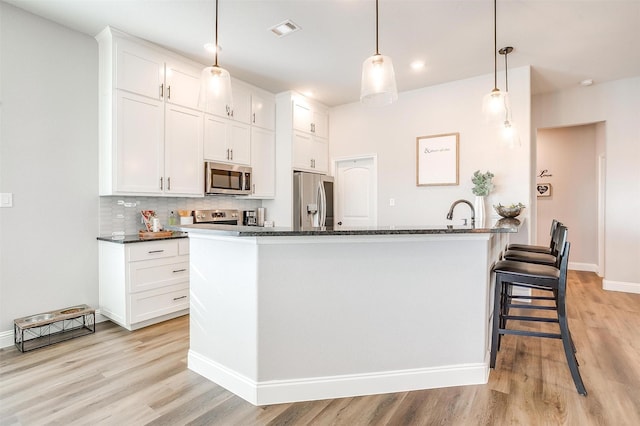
xmin=293 ymin=172 xmax=334 ymax=230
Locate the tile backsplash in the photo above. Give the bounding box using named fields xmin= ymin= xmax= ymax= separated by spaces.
xmin=99 ymin=196 xmax=263 ymax=236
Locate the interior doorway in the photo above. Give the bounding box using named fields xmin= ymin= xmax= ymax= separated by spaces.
xmin=334 ymin=155 xmax=377 ymax=227
xmin=535 ymin=122 xmax=605 ymax=275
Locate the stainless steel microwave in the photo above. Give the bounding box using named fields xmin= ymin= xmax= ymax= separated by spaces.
xmin=205 ymin=162 xmax=252 ymax=195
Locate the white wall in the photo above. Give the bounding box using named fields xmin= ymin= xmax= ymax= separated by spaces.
xmin=330 ymin=66 xmax=532 ymax=242
xmin=533 ymin=77 xmax=640 ymax=291
xmin=0 ymin=3 xmax=99 ymax=337
xmin=536 ymin=125 xmax=599 ymax=269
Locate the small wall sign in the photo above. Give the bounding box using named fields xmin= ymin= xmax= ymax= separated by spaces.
xmin=537 ymin=183 xmax=552 ymax=197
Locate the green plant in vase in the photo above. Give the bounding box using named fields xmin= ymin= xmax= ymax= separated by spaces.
xmin=471 ymin=170 xmax=494 ymax=226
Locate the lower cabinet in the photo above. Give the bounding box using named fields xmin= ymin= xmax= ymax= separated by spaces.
xmin=98 ymin=238 xmax=189 ymax=330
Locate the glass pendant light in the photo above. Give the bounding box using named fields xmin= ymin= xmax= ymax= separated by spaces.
xmin=360 ymin=0 xmax=398 ymax=106
xmin=499 ymin=46 xmax=520 ymax=148
xmin=199 ymin=0 xmax=232 ymax=110
xmin=482 ymin=0 xmax=507 ymax=122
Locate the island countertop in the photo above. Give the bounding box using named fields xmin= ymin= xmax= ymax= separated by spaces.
xmin=168 ymin=218 xmax=521 ymax=237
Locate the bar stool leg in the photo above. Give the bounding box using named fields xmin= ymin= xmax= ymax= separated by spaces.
xmin=490 ymin=274 xmax=505 ymax=368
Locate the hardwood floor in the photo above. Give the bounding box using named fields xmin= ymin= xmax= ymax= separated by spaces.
xmin=1 ymin=271 xmax=639 ymax=425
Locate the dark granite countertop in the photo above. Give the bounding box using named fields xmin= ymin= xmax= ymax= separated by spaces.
xmin=167 ymin=218 xmax=521 ymax=237
xmin=97 ymin=232 xmax=189 ymax=244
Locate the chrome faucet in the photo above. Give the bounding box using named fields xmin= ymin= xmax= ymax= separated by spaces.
xmin=446 ymin=199 xmax=475 ymax=226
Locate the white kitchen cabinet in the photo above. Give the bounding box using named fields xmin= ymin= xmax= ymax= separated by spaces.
xmin=293 ymin=97 xmax=329 ymax=138
xmin=249 ymin=127 xmax=275 ymax=198
xmin=204 ymin=79 xmax=252 ymax=125
xmin=98 ymin=238 xmax=190 ymax=331
xmin=292 ymin=130 xmax=328 ymax=174
xmin=252 ymin=90 xmax=275 ymax=130
xmin=204 ymin=114 xmax=251 ymax=165
xmin=97 ymin=26 xmax=204 ymax=196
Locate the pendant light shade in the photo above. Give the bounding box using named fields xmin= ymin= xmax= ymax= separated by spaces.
xmin=199 ymin=0 xmax=232 ymax=110
xmin=482 ymin=0 xmax=507 ymax=122
xmin=360 ymin=0 xmax=397 ymax=106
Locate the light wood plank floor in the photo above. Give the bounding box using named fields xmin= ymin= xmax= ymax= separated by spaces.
xmin=2 ymin=271 xmax=639 ymax=425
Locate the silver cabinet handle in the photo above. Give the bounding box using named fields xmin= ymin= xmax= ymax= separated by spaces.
xmin=173 ymin=295 xmax=187 ymax=301
xmin=160 ymin=84 xmax=164 ymax=98
xmin=160 ymin=177 xmax=163 ymax=190
xmin=226 ymin=105 xmax=231 ymax=116
xmin=172 ymin=268 xmax=187 ymax=273
xmin=167 ymin=177 xmax=171 ymax=190
xmin=252 ymin=183 xmax=255 ymax=194
xmin=148 ymin=250 xmax=164 ymax=254
xmin=230 ymin=149 xmax=233 ymax=160
xmin=167 ymin=85 xmax=171 ymax=99
xmin=230 ymin=110 xmax=234 ymax=118
xmin=252 ymin=113 xmax=256 ymax=123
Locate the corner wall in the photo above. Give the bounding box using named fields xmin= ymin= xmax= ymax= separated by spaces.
xmin=533 ymin=77 xmax=640 ymax=292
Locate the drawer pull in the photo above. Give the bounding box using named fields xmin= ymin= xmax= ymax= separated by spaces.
xmin=148 ymin=250 xmax=164 ymax=254
xmin=172 ymin=268 xmax=187 ymax=273
xmin=173 ymin=295 xmax=187 ymax=301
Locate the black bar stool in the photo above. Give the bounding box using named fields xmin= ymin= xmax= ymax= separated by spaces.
xmin=501 ymin=221 xmax=564 ymax=266
xmin=490 ymin=226 xmax=587 ymax=395
xmin=507 ymin=219 xmax=559 ymax=254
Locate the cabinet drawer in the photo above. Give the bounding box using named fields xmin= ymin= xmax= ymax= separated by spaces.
xmin=128 ymin=240 xmax=179 ymax=261
xmin=128 ymin=257 xmax=189 ymax=292
xmin=129 ymin=283 xmax=189 ymax=324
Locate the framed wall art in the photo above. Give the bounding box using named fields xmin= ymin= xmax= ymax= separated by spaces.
xmin=416 ymin=132 xmax=459 ymax=186
xmin=536 ymin=182 xmax=552 ymax=197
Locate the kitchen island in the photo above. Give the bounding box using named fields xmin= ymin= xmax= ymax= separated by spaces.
xmin=173 ymin=222 xmax=519 ymax=405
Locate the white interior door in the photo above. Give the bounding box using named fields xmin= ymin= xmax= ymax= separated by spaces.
xmin=335 ymin=156 xmax=377 ymax=227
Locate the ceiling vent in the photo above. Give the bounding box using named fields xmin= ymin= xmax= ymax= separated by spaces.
xmin=269 ymin=20 xmax=301 ymax=37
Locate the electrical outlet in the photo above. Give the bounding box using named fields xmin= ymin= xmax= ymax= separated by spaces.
xmin=389 ymin=198 xmax=395 ymax=207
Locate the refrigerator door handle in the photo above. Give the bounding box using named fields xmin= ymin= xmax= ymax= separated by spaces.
xmin=318 ymin=180 xmax=327 ymax=227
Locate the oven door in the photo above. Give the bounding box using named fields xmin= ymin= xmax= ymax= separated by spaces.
xmin=205 ymin=162 xmax=252 ymax=195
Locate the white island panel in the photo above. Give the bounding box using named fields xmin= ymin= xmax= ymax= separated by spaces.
xmin=186 ymin=231 xmax=508 ymax=405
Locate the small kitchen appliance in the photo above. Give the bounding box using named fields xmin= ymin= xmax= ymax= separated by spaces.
xmin=243 ymin=210 xmax=257 ymax=226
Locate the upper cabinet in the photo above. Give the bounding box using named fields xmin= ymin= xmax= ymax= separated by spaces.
xmin=97 ymin=27 xmax=203 ymax=197
xmin=251 ymin=89 xmax=276 ymax=131
xmin=203 ymin=79 xmax=251 ymax=124
xmin=293 ymin=98 xmax=328 ymax=139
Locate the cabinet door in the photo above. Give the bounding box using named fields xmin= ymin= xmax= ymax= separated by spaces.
xmin=251 ymin=92 xmax=275 ymax=130
xmin=250 ymin=127 xmax=275 ymax=198
xmin=292 ymin=131 xmax=313 ymax=171
xmin=165 ymin=59 xmax=201 ymax=110
xmin=165 ymin=105 xmax=203 ymax=196
xmin=312 ymin=108 xmax=329 ymax=139
xmin=311 ymin=137 xmax=329 ymax=174
xmin=115 ymin=91 xmax=164 ymax=194
xmin=293 ymin=100 xmax=312 ymax=133
xmin=204 ymin=114 xmax=229 ymax=162
xmin=231 ymin=83 xmax=252 ymax=124
xmin=115 ymin=39 xmax=164 ymax=100
xmin=228 ymin=121 xmax=251 ymax=165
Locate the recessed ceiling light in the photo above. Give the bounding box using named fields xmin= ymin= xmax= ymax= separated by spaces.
xmin=302 ymin=90 xmax=314 ymax=98
xmin=204 ymin=43 xmax=221 ymax=53
xmin=410 ymin=60 xmax=425 ymax=70
xmin=270 ymin=19 xmax=301 ymax=37
xmin=580 ymin=79 xmax=594 ymax=86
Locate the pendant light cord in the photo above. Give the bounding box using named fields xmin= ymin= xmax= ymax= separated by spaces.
xmin=504 ymin=50 xmax=509 ymax=92
xmin=493 ymin=0 xmax=497 ymax=90
xmin=214 ymin=0 xmax=219 ymax=67
xmin=375 ymin=0 xmax=380 ymax=55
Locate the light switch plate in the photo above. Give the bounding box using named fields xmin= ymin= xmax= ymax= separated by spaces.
xmin=0 ymin=193 xmax=13 ymax=208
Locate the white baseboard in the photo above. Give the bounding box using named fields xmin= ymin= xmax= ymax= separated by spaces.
xmin=569 ymin=262 xmax=599 ymax=273
xmin=188 ymin=349 xmax=488 ymax=406
xmin=603 ymin=279 xmax=640 ymax=294
xmin=0 ymin=311 xmax=110 ymax=350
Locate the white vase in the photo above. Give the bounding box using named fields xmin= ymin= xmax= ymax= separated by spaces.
xmin=474 ymin=195 xmax=486 ymax=227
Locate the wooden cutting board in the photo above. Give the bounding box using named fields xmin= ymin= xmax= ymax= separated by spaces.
xmin=138 ymin=230 xmax=174 ymax=239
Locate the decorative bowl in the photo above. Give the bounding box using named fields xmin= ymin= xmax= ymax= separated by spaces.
xmin=494 ymin=203 xmax=525 ymax=218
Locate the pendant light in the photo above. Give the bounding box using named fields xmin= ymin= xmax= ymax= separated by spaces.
xmin=499 ymin=46 xmax=520 ymax=148
xmin=482 ymin=0 xmax=507 ymax=121
xmin=360 ymin=0 xmax=398 ymax=106
xmin=199 ymin=0 xmax=232 ymax=110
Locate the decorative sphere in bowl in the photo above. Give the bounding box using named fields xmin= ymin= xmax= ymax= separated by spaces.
xmin=494 ymin=203 xmax=525 ymax=218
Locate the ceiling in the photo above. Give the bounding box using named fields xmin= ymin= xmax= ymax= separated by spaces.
xmin=5 ymin=0 xmax=640 ymax=106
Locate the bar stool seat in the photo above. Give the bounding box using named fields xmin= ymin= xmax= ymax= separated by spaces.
xmin=506 ymin=219 xmax=559 ymax=254
xmin=490 ymin=225 xmax=587 ymax=395
xmin=502 ymin=249 xmax=556 ymax=266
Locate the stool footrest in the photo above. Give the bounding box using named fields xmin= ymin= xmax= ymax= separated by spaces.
xmin=508 ymin=303 xmax=557 ymax=311
xmin=503 ymin=314 xmax=559 ymax=323
xmin=499 ymin=328 xmax=562 ymax=339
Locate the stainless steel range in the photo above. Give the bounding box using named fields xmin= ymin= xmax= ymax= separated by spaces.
xmin=193 ymin=209 xmax=240 ymax=225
